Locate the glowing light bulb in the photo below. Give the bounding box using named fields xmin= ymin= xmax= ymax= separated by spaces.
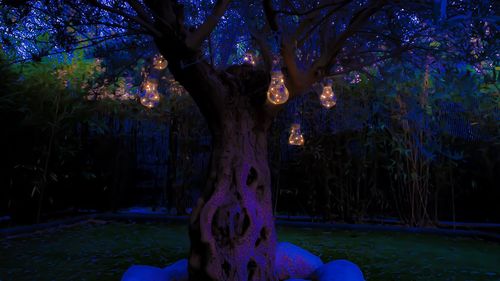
xmin=140 ymin=94 xmax=160 ymax=108
xmin=143 ymin=79 xmax=158 ymax=93
xmin=153 ymin=54 xmax=168 ymax=70
xmin=140 ymin=96 xmax=152 ymax=108
xmin=267 ymin=71 xmax=289 ymax=105
xmin=139 ymin=83 xmax=160 ymax=108
xmin=288 ymin=123 xmax=305 ymax=146
xmin=243 ymin=52 xmax=256 ymax=65
xmin=320 ymin=85 xmax=337 ymax=109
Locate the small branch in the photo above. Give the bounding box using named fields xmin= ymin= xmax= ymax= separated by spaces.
xmin=328 ymin=53 xmax=394 ymax=77
xmin=8 ymin=38 xmax=150 ymax=65
xmin=142 ymin=0 xmax=177 ymax=32
xmin=124 ymin=0 xmax=153 ymax=23
xmin=307 ymin=0 xmax=388 ymax=83
xmin=263 ymin=0 xmax=278 ymax=31
xmin=276 ymin=0 xmax=351 ymax=16
xmin=86 ymin=0 xmax=161 ymax=37
xmin=185 ymin=0 xmax=231 ymax=50
xmin=296 ymin=6 xmax=336 ymax=47
xmin=250 ymin=30 xmax=272 ymax=72
xmin=262 ymin=0 xmax=311 ymax=95
xmin=280 ymin=36 xmax=311 ymax=95
xmin=293 ymin=6 xmax=325 ymax=47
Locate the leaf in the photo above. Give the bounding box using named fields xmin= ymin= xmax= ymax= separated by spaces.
xmin=31 ymin=185 xmax=39 ymax=197
xmin=49 ymin=173 xmax=58 ymax=182
xmin=429 ymin=41 xmax=441 ymax=48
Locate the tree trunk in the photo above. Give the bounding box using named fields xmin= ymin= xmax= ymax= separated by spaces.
xmin=156 ymin=25 xmax=276 ymax=279
xmin=188 ymin=100 xmax=277 ymax=281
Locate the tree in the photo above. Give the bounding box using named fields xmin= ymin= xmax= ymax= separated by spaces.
xmin=1 ymin=0 xmax=495 ymax=280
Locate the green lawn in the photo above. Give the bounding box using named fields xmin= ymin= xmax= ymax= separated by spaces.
xmin=1 ymin=221 xmax=499 ymax=281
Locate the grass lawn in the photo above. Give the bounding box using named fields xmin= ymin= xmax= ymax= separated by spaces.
xmin=1 ymin=221 xmax=499 ymax=281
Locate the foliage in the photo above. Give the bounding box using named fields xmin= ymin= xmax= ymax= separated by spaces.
xmin=0 ymin=50 xmax=115 ymax=222
xmin=273 ymin=56 xmax=499 ymax=225
xmin=0 ymin=37 xmax=213 ymax=220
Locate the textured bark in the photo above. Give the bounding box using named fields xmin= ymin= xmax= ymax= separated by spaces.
xmin=156 ymin=32 xmax=276 ymax=279
xmin=188 ymin=105 xmax=277 ymax=281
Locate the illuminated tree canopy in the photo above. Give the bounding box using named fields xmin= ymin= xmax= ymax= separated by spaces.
xmin=1 ymin=1 xmax=497 ymax=281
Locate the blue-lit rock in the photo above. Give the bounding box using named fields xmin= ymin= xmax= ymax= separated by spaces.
xmin=121 ymin=253 xmax=363 ymax=281
xmin=121 ymin=259 xmax=188 ymax=281
xmin=163 ymin=259 xmax=188 ymax=281
xmin=121 ymin=265 xmax=168 ymax=281
xmin=309 ymin=260 xmax=365 ymax=281
xmin=276 ymin=242 xmax=323 ymax=280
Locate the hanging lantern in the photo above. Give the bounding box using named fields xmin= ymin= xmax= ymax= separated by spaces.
xmin=139 ymin=78 xmax=160 ymax=108
xmin=140 ymin=91 xmax=160 ymax=108
xmin=267 ymin=71 xmax=289 ymax=105
xmin=243 ymin=52 xmax=256 ymax=65
xmin=288 ymin=123 xmax=305 ymax=146
xmin=320 ymin=84 xmax=337 ymax=109
xmin=153 ymin=54 xmax=168 ymax=70
xmin=143 ymin=79 xmax=158 ymax=93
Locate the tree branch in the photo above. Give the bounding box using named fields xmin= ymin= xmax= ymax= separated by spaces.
xmin=142 ymin=0 xmax=177 ymax=32
xmin=263 ymin=0 xmax=278 ymax=31
xmin=86 ymin=0 xmax=161 ymax=37
xmin=250 ymin=30 xmax=272 ymax=72
xmin=297 ymin=0 xmax=351 ymax=47
xmin=277 ymin=0 xmax=350 ymax=16
xmin=280 ymin=35 xmax=311 ymax=94
xmin=124 ymin=0 xmax=152 ymax=22
xmin=185 ymin=0 xmax=231 ymax=50
xmin=312 ymin=0 xmax=388 ymax=75
xmin=265 ymin=0 xmax=388 ymax=99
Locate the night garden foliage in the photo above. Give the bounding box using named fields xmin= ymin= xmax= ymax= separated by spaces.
xmin=272 ymin=59 xmax=499 ymax=226
xmin=0 ymin=46 xmax=208 ymax=221
xmin=0 ymin=50 xmax=102 ymax=222
xmin=0 ymin=1 xmax=499 ymax=281
xmin=2 ymin=52 xmax=93 ymax=218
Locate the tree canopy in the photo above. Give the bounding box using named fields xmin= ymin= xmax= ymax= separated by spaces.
xmin=2 ymin=1 xmax=496 ymax=85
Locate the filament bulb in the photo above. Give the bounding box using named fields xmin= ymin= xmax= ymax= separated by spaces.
xmin=267 ymin=71 xmax=289 ymax=105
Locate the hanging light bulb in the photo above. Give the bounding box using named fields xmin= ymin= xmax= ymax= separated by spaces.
xmin=320 ymin=84 xmax=337 ymax=109
xmin=153 ymin=54 xmax=168 ymax=70
xmin=243 ymin=52 xmax=256 ymax=65
xmin=267 ymin=71 xmax=289 ymax=105
xmin=288 ymin=123 xmax=305 ymax=146
xmin=140 ymin=91 xmax=160 ymax=108
xmin=139 ymin=78 xmax=160 ymax=108
xmin=143 ymin=79 xmax=158 ymax=93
